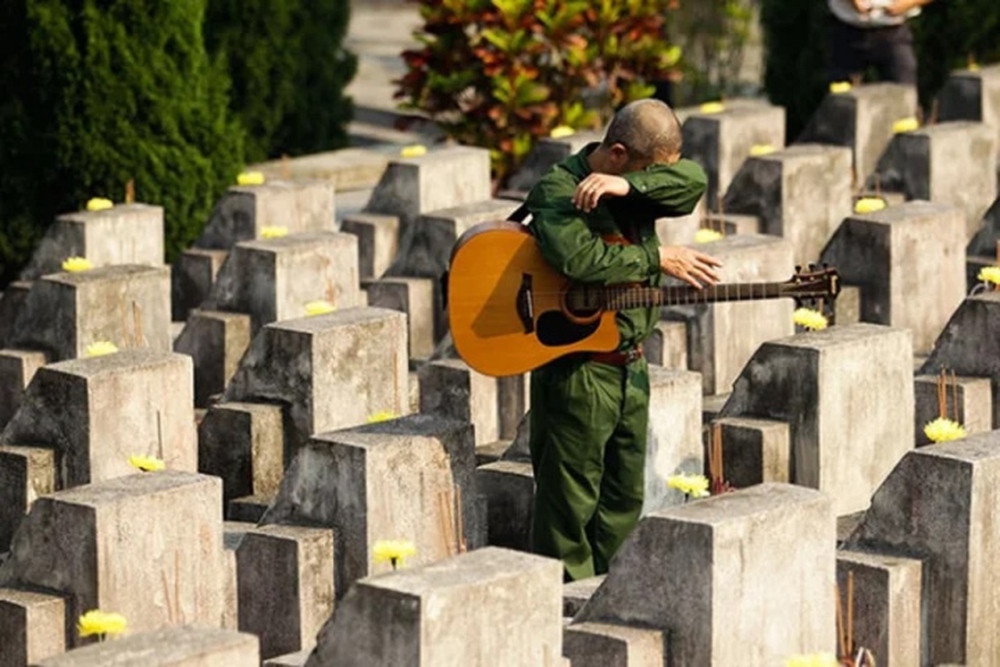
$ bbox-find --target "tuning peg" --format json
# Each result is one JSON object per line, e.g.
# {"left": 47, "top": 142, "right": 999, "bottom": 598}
{"left": 808, "top": 263, "right": 817, "bottom": 271}
{"left": 795, "top": 265, "right": 802, "bottom": 273}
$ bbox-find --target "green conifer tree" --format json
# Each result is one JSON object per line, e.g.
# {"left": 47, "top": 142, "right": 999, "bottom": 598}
{"left": 0, "top": 0, "right": 245, "bottom": 283}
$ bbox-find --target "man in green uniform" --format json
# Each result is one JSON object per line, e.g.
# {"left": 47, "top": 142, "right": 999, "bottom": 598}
{"left": 525, "top": 99, "right": 720, "bottom": 582}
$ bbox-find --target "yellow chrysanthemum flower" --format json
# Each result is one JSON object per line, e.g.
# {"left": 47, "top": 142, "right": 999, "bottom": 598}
{"left": 829, "top": 81, "right": 853, "bottom": 94}
{"left": 78, "top": 610, "right": 127, "bottom": 638}
{"left": 367, "top": 411, "right": 397, "bottom": 424}
{"left": 694, "top": 228, "right": 724, "bottom": 244}
{"left": 924, "top": 417, "right": 967, "bottom": 443}
{"left": 793, "top": 308, "right": 829, "bottom": 331}
{"left": 786, "top": 653, "right": 839, "bottom": 667}
{"left": 400, "top": 144, "right": 427, "bottom": 158}
{"left": 550, "top": 125, "right": 576, "bottom": 139}
{"left": 699, "top": 101, "right": 725, "bottom": 114}
{"left": 373, "top": 539, "right": 417, "bottom": 568}
{"left": 854, "top": 197, "right": 887, "bottom": 214}
{"left": 666, "top": 473, "right": 710, "bottom": 498}
{"left": 749, "top": 144, "right": 776, "bottom": 157}
{"left": 260, "top": 226, "right": 288, "bottom": 239}
{"left": 237, "top": 171, "right": 266, "bottom": 186}
{"left": 892, "top": 116, "right": 920, "bottom": 134}
{"left": 86, "top": 198, "right": 114, "bottom": 212}
{"left": 128, "top": 454, "right": 165, "bottom": 472}
{"left": 86, "top": 341, "right": 119, "bottom": 357}
{"left": 969, "top": 62, "right": 981, "bottom": 72}
{"left": 977, "top": 266, "right": 1000, "bottom": 286}
{"left": 62, "top": 256, "right": 93, "bottom": 273}
{"left": 304, "top": 300, "right": 336, "bottom": 316}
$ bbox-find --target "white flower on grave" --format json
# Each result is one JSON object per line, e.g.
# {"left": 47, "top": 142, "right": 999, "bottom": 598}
{"left": 128, "top": 454, "right": 165, "bottom": 472}
{"left": 829, "top": 81, "right": 852, "bottom": 94}
{"left": 78, "top": 609, "right": 127, "bottom": 638}
{"left": 85, "top": 197, "right": 114, "bottom": 212}
{"left": 304, "top": 300, "right": 336, "bottom": 316}
{"left": 977, "top": 266, "right": 1000, "bottom": 286}
{"left": 62, "top": 256, "right": 93, "bottom": 273}
{"left": 400, "top": 144, "right": 427, "bottom": 158}
{"left": 260, "top": 226, "right": 288, "bottom": 239}
{"left": 892, "top": 116, "right": 920, "bottom": 134}
{"left": 373, "top": 539, "right": 417, "bottom": 569}
{"left": 86, "top": 341, "right": 118, "bottom": 357}
{"left": 698, "top": 101, "right": 724, "bottom": 114}
{"left": 550, "top": 125, "right": 576, "bottom": 139}
{"left": 793, "top": 308, "right": 828, "bottom": 332}
{"left": 367, "top": 411, "right": 397, "bottom": 424}
{"left": 785, "top": 654, "right": 838, "bottom": 667}
{"left": 694, "top": 228, "right": 723, "bottom": 244}
{"left": 924, "top": 417, "right": 967, "bottom": 444}
{"left": 237, "top": 171, "right": 266, "bottom": 186}
{"left": 854, "top": 197, "right": 886, "bottom": 214}
{"left": 666, "top": 473, "right": 710, "bottom": 498}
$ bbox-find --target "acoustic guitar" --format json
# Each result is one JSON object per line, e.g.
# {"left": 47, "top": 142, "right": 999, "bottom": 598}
{"left": 446, "top": 221, "right": 841, "bottom": 378}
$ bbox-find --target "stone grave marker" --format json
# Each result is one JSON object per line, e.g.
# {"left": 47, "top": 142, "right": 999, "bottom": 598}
{"left": 172, "top": 309, "right": 251, "bottom": 408}
{"left": 939, "top": 64, "right": 1000, "bottom": 150}
{"left": 36, "top": 626, "right": 259, "bottom": 667}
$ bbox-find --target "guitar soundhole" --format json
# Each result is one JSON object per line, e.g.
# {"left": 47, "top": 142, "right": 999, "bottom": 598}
{"left": 536, "top": 311, "right": 600, "bottom": 347}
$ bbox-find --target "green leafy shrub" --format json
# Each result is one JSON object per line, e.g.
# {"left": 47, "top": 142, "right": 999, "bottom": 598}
{"left": 0, "top": 0, "right": 245, "bottom": 283}
{"left": 396, "top": 0, "right": 683, "bottom": 183}
{"left": 206, "top": 0, "right": 357, "bottom": 162}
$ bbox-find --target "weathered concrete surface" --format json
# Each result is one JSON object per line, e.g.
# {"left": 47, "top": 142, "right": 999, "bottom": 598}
{"left": 340, "top": 213, "right": 399, "bottom": 280}
{"left": 643, "top": 368, "right": 703, "bottom": 514}
{"left": 198, "top": 402, "right": 285, "bottom": 504}
{"left": 263, "top": 649, "right": 312, "bottom": 667}
{"left": 363, "top": 277, "right": 435, "bottom": 359}
{"left": 223, "top": 308, "right": 409, "bottom": 452}
{"left": 914, "top": 375, "right": 992, "bottom": 447}
{"left": 195, "top": 180, "right": 336, "bottom": 250}
{"left": 563, "top": 575, "right": 606, "bottom": 619}
{"left": 0, "top": 348, "right": 48, "bottom": 427}
{"left": 0, "top": 349, "right": 197, "bottom": 488}
{"left": 204, "top": 232, "right": 362, "bottom": 333}
{"left": 876, "top": 122, "right": 997, "bottom": 238}
{"left": 248, "top": 148, "right": 391, "bottom": 192}
{"left": 476, "top": 460, "right": 533, "bottom": 551}
{"left": 708, "top": 417, "right": 790, "bottom": 488}
{"left": 236, "top": 524, "right": 335, "bottom": 660}
{"left": 642, "top": 320, "right": 687, "bottom": 370}
{"left": 723, "top": 144, "right": 853, "bottom": 264}
{"left": 20, "top": 204, "right": 165, "bottom": 281}
{"left": 173, "top": 310, "right": 251, "bottom": 408}
{"left": 419, "top": 359, "right": 498, "bottom": 446}
{"left": 0, "top": 587, "right": 66, "bottom": 667}
{"left": 683, "top": 103, "right": 786, "bottom": 206}
{"left": 563, "top": 622, "right": 665, "bottom": 667}
{"left": 227, "top": 493, "right": 273, "bottom": 524}
{"left": 798, "top": 83, "right": 917, "bottom": 183}
{"left": 0, "top": 445, "right": 55, "bottom": 553}
{"left": 262, "top": 415, "right": 480, "bottom": 596}
{"left": 364, "top": 146, "right": 492, "bottom": 223}
{"left": 36, "top": 626, "right": 259, "bottom": 666}
{"left": 577, "top": 484, "right": 835, "bottom": 666}
{"left": 497, "top": 373, "right": 529, "bottom": 440}
{"left": 920, "top": 292, "right": 1000, "bottom": 428}
{"left": 719, "top": 324, "right": 914, "bottom": 515}
{"left": 506, "top": 131, "right": 603, "bottom": 194}
{"left": 836, "top": 550, "right": 922, "bottom": 667}
{"left": 385, "top": 198, "right": 521, "bottom": 340}
{"left": 846, "top": 433, "right": 1000, "bottom": 666}
{"left": 939, "top": 64, "right": 1000, "bottom": 152}
{"left": 171, "top": 248, "right": 228, "bottom": 321}
{"left": 664, "top": 233, "right": 795, "bottom": 395}
{"left": 0, "top": 472, "right": 231, "bottom": 648}
{"left": 820, "top": 201, "right": 967, "bottom": 354}
{"left": 968, "top": 196, "right": 1000, "bottom": 257}
{"left": 8, "top": 265, "right": 171, "bottom": 361}
{"left": 305, "top": 547, "right": 563, "bottom": 667}
{"left": 0, "top": 281, "right": 32, "bottom": 347}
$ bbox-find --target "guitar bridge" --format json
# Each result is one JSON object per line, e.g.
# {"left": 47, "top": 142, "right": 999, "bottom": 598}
{"left": 516, "top": 274, "right": 535, "bottom": 334}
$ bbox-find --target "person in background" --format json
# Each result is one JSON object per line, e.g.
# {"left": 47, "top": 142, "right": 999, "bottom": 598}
{"left": 827, "top": 0, "right": 935, "bottom": 86}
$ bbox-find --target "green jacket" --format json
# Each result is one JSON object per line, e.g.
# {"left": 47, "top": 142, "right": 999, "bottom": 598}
{"left": 525, "top": 143, "right": 707, "bottom": 350}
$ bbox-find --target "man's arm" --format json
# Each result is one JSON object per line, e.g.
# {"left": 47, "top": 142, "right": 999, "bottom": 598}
{"left": 620, "top": 159, "right": 708, "bottom": 217}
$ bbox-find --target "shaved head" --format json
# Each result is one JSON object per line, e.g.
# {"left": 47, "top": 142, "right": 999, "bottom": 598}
{"left": 601, "top": 99, "right": 683, "bottom": 162}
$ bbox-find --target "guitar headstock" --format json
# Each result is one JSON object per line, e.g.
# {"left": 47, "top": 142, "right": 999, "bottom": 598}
{"left": 782, "top": 264, "right": 841, "bottom": 303}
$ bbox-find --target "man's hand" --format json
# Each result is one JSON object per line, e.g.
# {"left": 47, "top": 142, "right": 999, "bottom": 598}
{"left": 572, "top": 174, "right": 630, "bottom": 213}
{"left": 853, "top": 0, "right": 873, "bottom": 13}
{"left": 659, "top": 246, "right": 723, "bottom": 289}
{"left": 885, "top": 0, "right": 929, "bottom": 16}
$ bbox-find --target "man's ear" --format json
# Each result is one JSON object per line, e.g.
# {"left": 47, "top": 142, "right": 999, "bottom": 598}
{"left": 607, "top": 143, "right": 630, "bottom": 168}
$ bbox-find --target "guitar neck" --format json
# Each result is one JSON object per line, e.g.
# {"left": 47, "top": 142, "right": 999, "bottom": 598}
{"left": 601, "top": 282, "right": 788, "bottom": 310}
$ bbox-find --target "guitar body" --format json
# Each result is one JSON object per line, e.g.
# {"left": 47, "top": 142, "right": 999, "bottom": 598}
{"left": 447, "top": 222, "right": 620, "bottom": 377}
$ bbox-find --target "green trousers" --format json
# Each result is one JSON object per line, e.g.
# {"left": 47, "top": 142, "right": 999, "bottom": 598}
{"left": 528, "top": 356, "right": 649, "bottom": 582}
